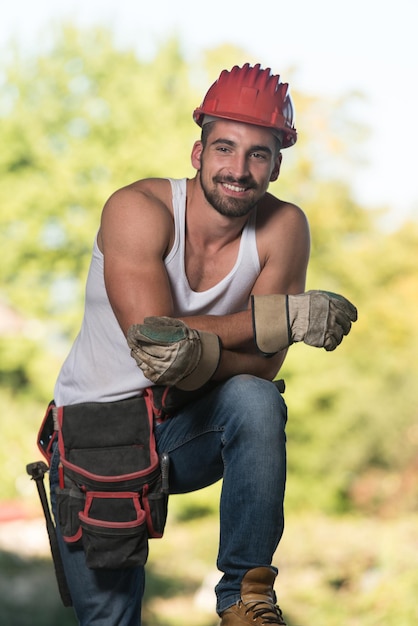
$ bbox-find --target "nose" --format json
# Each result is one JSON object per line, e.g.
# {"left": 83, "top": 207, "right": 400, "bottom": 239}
{"left": 228, "top": 152, "right": 250, "bottom": 180}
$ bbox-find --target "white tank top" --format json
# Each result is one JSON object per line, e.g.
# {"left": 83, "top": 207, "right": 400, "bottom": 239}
{"left": 54, "top": 178, "right": 260, "bottom": 405}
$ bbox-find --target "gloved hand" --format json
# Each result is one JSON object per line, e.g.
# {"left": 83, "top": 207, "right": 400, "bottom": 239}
{"left": 127, "top": 317, "right": 221, "bottom": 391}
{"left": 251, "top": 290, "right": 357, "bottom": 355}
{"left": 288, "top": 290, "right": 358, "bottom": 350}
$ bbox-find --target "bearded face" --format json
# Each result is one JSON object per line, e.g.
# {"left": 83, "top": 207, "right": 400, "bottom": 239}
{"left": 199, "top": 166, "right": 260, "bottom": 218}
{"left": 194, "top": 120, "right": 281, "bottom": 219}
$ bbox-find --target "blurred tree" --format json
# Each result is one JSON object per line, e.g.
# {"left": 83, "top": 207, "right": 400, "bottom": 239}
{"left": 274, "top": 100, "right": 418, "bottom": 511}
{"left": 0, "top": 27, "right": 197, "bottom": 344}
{"left": 0, "top": 24, "right": 417, "bottom": 512}
{"left": 282, "top": 218, "right": 418, "bottom": 514}
{"left": 0, "top": 26, "right": 200, "bottom": 497}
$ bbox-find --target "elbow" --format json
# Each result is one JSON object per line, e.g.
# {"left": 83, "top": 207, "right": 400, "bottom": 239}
{"left": 259, "top": 348, "right": 287, "bottom": 381}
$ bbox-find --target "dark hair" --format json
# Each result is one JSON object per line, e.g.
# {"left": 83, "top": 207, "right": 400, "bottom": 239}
{"left": 200, "top": 121, "right": 216, "bottom": 148}
{"left": 200, "top": 121, "right": 282, "bottom": 157}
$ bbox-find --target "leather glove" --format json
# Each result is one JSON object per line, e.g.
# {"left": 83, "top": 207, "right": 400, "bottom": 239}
{"left": 127, "top": 317, "right": 221, "bottom": 391}
{"left": 251, "top": 290, "right": 358, "bottom": 355}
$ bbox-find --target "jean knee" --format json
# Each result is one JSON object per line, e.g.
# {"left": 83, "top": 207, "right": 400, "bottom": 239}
{"left": 221, "top": 375, "right": 287, "bottom": 439}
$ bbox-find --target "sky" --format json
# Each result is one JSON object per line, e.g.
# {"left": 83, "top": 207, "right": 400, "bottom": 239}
{"left": 1, "top": 0, "right": 417, "bottom": 226}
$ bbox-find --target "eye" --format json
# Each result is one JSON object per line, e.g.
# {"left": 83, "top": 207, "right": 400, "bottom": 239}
{"left": 251, "top": 151, "right": 267, "bottom": 160}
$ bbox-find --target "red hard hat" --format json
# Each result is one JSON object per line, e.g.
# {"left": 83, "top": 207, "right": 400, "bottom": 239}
{"left": 193, "top": 63, "right": 297, "bottom": 148}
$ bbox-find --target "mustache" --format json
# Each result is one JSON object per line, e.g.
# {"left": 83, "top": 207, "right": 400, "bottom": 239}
{"left": 213, "top": 174, "right": 257, "bottom": 189}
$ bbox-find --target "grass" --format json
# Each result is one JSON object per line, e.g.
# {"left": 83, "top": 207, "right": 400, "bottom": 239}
{"left": 142, "top": 503, "right": 418, "bottom": 626}
{"left": 1, "top": 489, "right": 418, "bottom": 625}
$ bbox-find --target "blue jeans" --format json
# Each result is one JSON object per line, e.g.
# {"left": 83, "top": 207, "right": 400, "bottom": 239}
{"left": 50, "top": 374, "right": 287, "bottom": 624}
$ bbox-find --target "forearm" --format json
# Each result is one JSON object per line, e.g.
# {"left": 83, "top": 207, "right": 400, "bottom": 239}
{"left": 129, "top": 288, "right": 357, "bottom": 391}
{"left": 214, "top": 347, "right": 287, "bottom": 382}
{"left": 179, "top": 310, "right": 253, "bottom": 351}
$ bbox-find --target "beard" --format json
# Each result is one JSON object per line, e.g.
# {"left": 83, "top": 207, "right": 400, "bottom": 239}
{"left": 199, "top": 169, "right": 260, "bottom": 218}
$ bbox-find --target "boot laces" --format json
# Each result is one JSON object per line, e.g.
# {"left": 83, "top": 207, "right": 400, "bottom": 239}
{"left": 244, "top": 600, "right": 286, "bottom": 624}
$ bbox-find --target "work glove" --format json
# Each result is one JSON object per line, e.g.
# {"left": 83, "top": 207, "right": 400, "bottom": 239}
{"left": 127, "top": 317, "right": 221, "bottom": 391}
{"left": 251, "top": 290, "right": 358, "bottom": 355}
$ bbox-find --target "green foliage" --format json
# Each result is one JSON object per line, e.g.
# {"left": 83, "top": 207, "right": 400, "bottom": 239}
{"left": 1, "top": 23, "right": 418, "bottom": 626}
{"left": 0, "top": 26, "right": 197, "bottom": 342}
{"left": 0, "top": 23, "right": 417, "bottom": 518}
{"left": 281, "top": 214, "right": 418, "bottom": 513}
{"left": 0, "top": 390, "right": 47, "bottom": 500}
{"left": 275, "top": 513, "right": 418, "bottom": 626}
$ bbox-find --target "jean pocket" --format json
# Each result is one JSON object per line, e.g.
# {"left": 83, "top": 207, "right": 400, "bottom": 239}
{"left": 78, "top": 492, "right": 148, "bottom": 569}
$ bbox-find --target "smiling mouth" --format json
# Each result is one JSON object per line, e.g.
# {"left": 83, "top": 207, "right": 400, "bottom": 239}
{"left": 222, "top": 182, "right": 248, "bottom": 193}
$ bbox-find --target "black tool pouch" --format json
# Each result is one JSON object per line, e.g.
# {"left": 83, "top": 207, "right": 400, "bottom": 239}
{"left": 45, "top": 394, "right": 168, "bottom": 570}
{"left": 146, "top": 381, "right": 220, "bottom": 423}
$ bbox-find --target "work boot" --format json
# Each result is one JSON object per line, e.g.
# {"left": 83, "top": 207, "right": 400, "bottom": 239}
{"left": 220, "top": 567, "right": 287, "bottom": 625}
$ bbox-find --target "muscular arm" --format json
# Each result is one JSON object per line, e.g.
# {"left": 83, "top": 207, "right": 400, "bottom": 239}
{"left": 180, "top": 199, "right": 311, "bottom": 379}
{"left": 99, "top": 179, "right": 176, "bottom": 332}
{"left": 100, "top": 183, "right": 310, "bottom": 382}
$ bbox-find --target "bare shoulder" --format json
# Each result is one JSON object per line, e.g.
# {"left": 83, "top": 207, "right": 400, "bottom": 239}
{"left": 257, "top": 191, "right": 309, "bottom": 231}
{"left": 103, "top": 177, "right": 173, "bottom": 218}
{"left": 256, "top": 192, "right": 310, "bottom": 254}
{"left": 98, "top": 178, "right": 174, "bottom": 254}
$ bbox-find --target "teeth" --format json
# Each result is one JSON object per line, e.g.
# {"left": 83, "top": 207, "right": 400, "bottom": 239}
{"left": 223, "top": 183, "right": 246, "bottom": 192}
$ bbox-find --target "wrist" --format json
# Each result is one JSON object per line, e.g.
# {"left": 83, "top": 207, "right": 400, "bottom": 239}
{"left": 175, "top": 331, "right": 221, "bottom": 391}
{"left": 251, "top": 294, "right": 291, "bottom": 356}
{"left": 287, "top": 293, "right": 310, "bottom": 342}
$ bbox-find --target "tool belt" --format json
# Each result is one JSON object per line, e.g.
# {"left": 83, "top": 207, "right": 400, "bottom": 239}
{"left": 37, "top": 391, "right": 169, "bottom": 570}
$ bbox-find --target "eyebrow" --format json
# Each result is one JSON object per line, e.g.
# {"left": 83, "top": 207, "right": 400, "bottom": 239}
{"left": 210, "top": 137, "right": 273, "bottom": 156}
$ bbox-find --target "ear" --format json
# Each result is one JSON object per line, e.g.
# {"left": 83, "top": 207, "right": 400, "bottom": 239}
{"left": 191, "top": 141, "right": 203, "bottom": 171}
{"left": 269, "top": 153, "right": 282, "bottom": 182}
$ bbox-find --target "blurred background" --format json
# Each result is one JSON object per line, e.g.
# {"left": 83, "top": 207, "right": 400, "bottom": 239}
{"left": 0, "top": 1, "right": 417, "bottom": 624}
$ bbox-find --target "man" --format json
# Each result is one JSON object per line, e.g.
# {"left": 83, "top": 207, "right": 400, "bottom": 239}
{"left": 50, "top": 63, "right": 357, "bottom": 625}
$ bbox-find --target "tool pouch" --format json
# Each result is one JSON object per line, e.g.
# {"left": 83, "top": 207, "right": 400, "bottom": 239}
{"left": 146, "top": 381, "right": 219, "bottom": 423}
{"left": 37, "top": 400, "right": 57, "bottom": 464}
{"left": 38, "top": 393, "right": 168, "bottom": 570}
